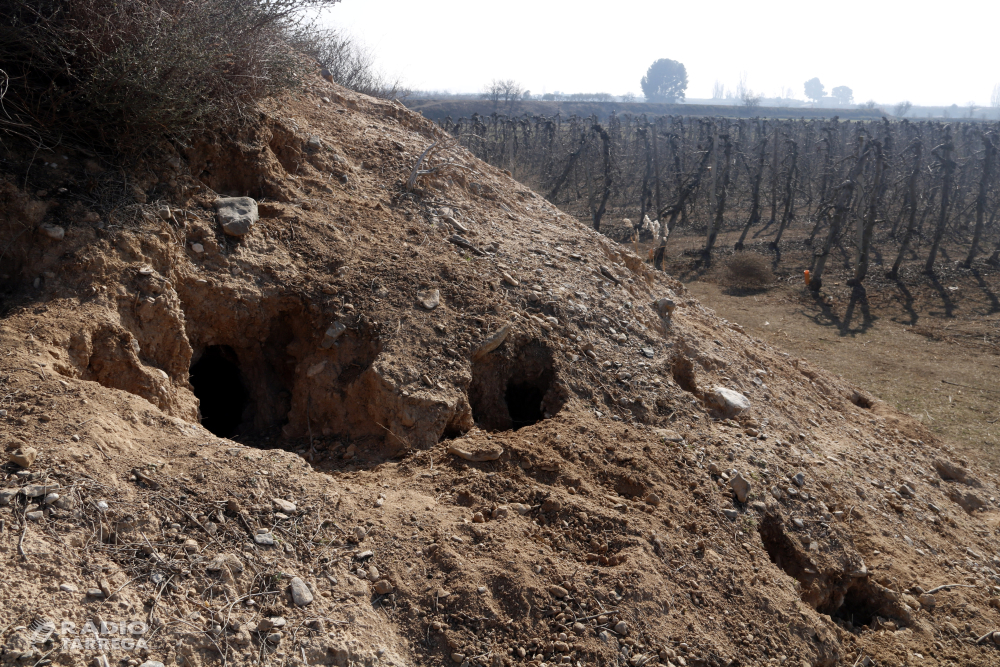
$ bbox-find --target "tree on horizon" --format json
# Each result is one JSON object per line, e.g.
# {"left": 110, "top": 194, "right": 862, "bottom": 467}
{"left": 641, "top": 59, "right": 688, "bottom": 104}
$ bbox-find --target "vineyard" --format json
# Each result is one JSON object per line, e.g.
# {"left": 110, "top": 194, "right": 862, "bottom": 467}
{"left": 440, "top": 113, "right": 999, "bottom": 289}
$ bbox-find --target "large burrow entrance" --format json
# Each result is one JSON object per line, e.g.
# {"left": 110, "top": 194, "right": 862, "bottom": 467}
{"left": 469, "top": 339, "right": 564, "bottom": 432}
{"left": 190, "top": 345, "right": 249, "bottom": 437}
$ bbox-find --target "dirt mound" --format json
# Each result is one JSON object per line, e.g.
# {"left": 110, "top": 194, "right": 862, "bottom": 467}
{"left": 2, "top": 82, "right": 1000, "bottom": 667}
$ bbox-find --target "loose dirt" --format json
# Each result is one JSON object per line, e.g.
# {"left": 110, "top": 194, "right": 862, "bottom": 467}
{"left": 2, "top": 82, "right": 1000, "bottom": 667}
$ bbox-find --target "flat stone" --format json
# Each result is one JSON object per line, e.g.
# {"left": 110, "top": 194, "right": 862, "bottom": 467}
{"left": 139, "top": 662, "right": 166, "bottom": 667}
{"left": 214, "top": 197, "right": 259, "bottom": 237}
{"left": 614, "top": 621, "right": 629, "bottom": 636}
{"left": 722, "top": 509, "right": 738, "bottom": 520}
{"left": 706, "top": 386, "right": 751, "bottom": 418}
{"left": 793, "top": 472, "right": 806, "bottom": 487}
{"left": 59, "top": 583, "right": 78, "bottom": 592}
{"left": 254, "top": 533, "right": 275, "bottom": 546}
{"left": 289, "top": 577, "right": 314, "bottom": 606}
{"left": 641, "top": 347, "right": 655, "bottom": 358}
{"left": 655, "top": 429, "right": 685, "bottom": 443}
{"left": 272, "top": 498, "right": 297, "bottom": 513}
{"left": 21, "top": 483, "right": 59, "bottom": 498}
{"left": 730, "top": 473, "right": 751, "bottom": 503}
{"left": 0, "top": 489, "right": 17, "bottom": 506}
{"left": 25, "top": 510, "right": 44, "bottom": 521}
{"left": 374, "top": 580, "right": 393, "bottom": 595}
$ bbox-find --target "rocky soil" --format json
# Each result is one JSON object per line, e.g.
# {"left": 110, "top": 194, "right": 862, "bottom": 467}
{"left": 2, "top": 81, "right": 1000, "bottom": 667}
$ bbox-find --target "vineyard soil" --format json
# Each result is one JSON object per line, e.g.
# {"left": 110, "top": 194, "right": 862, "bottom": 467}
{"left": 657, "top": 227, "right": 1000, "bottom": 469}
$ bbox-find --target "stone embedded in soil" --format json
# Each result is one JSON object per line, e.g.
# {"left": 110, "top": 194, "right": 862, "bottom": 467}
{"left": 374, "top": 580, "right": 393, "bottom": 595}
{"left": 420, "top": 289, "right": 441, "bottom": 310}
{"left": 548, "top": 585, "right": 569, "bottom": 598}
{"left": 730, "top": 473, "right": 751, "bottom": 503}
{"left": 214, "top": 197, "right": 259, "bottom": 237}
{"left": 614, "top": 621, "right": 629, "bottom": 636}
{"left": 139, "top": 662, "right": 166, "bottom": 667}
{"left": 793, "top": 472, "right": 806, "bottom": 487}
{"left": 272, "top": 498, "right": 297, "bottom": 513}
{"left": 706, "top": 386, "right": 751, "bottom": 418}
{"left": 39, "top": 222, "right": 65, "bottom": 240}
{"left": 722, "top": 509, "right": 738, "bottom": 520}
{"left": 289, "top": 577, "right": 314, "bottom": 606}
{"left": 9, "top": 447, "right": 37, "bottom": 468}
{"left": 254, "top": 533, "right": 275, "bottom": 546}
{"left": 320, "top": 322, "right": 347, "bottom": 349}
{"left": 0, "top": 489, "right": 17, "bottom": 506}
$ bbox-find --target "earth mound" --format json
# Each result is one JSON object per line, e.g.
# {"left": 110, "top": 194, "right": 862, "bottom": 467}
{"left": 1, "top": 82, "right": 1000, "bottom": 667}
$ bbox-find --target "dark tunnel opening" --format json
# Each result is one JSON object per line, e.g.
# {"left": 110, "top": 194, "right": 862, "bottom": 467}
{"left": 504, "top": 380, "right": 546, "bottom": 430}
{"left": 190, "top": 345, "right": 249, "bottom": 438}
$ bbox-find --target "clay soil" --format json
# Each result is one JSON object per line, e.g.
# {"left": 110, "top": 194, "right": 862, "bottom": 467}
{"left": 1, "top": 82, "right": 1000, "bottom": 667}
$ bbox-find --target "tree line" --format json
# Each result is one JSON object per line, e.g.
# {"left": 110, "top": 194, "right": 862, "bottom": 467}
{"left": 439, "top": 112, "right": 1000, "bottom": 290}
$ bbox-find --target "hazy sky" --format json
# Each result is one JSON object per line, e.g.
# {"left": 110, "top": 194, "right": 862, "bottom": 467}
{"left": 322, "top": 0, "right": 997, "bottom": 107}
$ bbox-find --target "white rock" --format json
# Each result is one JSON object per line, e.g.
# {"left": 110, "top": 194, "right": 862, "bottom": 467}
{"left": 706, "top": 386, "right": 751, "bottom": 418}
{"left": 191, "top": 243, "right": 205, "bottom": 254}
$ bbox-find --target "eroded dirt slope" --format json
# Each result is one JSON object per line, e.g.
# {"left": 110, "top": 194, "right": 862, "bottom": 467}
{"left": 2, "top": 82, "right": 1000, "bottom": 667}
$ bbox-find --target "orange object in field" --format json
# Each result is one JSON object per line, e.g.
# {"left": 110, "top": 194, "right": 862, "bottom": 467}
{"left": 804, "top": 270, "right": 811, "bottom": 285}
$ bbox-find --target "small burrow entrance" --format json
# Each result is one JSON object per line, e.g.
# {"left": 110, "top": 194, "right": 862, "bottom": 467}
{"left": 821, "top": 580, "right": 887, "bottom": 629}
{"left": 190, "top": 345, "right": 249, "bottom": 437}
{"left": 849, "top": 390, "right": 874, "bottom": 409}
{"left": 759, "top": 514, "right": 899, "bottom": 629}
{"left": 671, "top": 355, "right": 698, "bottom": 393}
{"left": 470, "top": 340, "right": 563, "bottom": 432}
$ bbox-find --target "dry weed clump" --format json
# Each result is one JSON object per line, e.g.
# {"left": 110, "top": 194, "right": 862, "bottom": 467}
{"left": 0, "top": 0, "right": 341, "bottom": 152}
{"left": 722, "top": 251, "right": 774, "bottom": 289}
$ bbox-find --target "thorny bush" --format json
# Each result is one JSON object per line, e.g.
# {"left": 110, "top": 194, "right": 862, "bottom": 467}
{"left": 0, "top": 0, "right": 342, "bottom": 153}
{"left": 722, "top": 251, "right": 774, "bottom": 289}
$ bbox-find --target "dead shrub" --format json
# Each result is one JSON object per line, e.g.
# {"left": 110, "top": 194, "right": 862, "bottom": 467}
{"left": 287, "top": 28, "right": 408, "bottom": 100}
{"left": 0, "top": 0, "right": 341, "bottom": 153}
{"left": 722, "top": 251, "right": 774, "bottom": 289}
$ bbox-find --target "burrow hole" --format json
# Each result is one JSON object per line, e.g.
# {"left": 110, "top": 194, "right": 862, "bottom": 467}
{"left": 850, "top": 391, "right": 873, "bottom": 409}
{"left": 671, "top": 355, "right": 698, "bottom": 393}
{"left": 759, "top": 513, "right": 896, "bottom": 629}
{"left": 190, "top": 345, "right": 248, "bottom": 438}
{"left": 469, "top": 341, "right": 563, "bottom": 432}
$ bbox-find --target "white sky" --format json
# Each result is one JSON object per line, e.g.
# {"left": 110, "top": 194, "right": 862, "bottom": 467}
{"left": 321, "top": 0, "right": 997, "bottom": 107}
